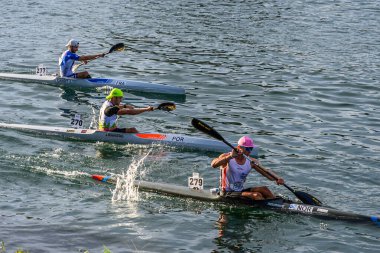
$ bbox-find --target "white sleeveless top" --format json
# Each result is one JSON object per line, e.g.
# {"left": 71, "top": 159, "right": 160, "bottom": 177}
{"left": 98, "top": 100, "right": 119, "bottom": 131}
{"left": 222, "top": 158, "right": 252, "bottom": 192}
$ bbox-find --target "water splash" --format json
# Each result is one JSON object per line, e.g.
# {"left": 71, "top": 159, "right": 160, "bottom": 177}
{"left": 111, "top": 150, "right": 151, "bottom": 202}
{"left": 89, "top": 105, "right": 98, "bottom": 129}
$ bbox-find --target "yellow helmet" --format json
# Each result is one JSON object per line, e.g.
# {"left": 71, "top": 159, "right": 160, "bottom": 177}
{"left": 106, "top": 88, "right": 124, "bottom": 100}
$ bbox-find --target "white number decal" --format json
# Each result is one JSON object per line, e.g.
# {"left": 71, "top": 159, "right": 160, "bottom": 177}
{"left": 70, "top": 114, "right": 83, "bottom": 129}
{"left": 188, "top": 172, "right": 204, "bottom": 190}
{"left": 36, "top": 64, "right": 47, "bottom": 76}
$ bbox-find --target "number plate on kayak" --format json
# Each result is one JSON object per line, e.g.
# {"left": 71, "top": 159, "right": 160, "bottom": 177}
{"left": 36, "top": 64, "right": 47, "bottom": 76}
{"left": 188, "top": 172, "right": 203, "bottom": 190}
{"left": 70, "top": 114, "right": 83, "bottom": 129}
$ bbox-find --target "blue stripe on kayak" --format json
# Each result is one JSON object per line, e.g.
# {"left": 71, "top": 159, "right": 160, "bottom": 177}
{"left": 88, "top": 78, "right": 112, "bottom": 83}
{"left": 371, "top": 216, "right": 380, "bottom": 226}
{"left": 102, "top": 176, "right": 111, "bottom": 182}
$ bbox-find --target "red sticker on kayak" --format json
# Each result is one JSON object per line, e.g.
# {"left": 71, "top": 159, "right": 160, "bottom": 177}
{"left": 136, "top": 133, "right": 166, "bottom": 140}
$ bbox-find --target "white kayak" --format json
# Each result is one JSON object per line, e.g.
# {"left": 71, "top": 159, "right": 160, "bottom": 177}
{"left": 92, "top": 175, "right": 380, "bottom": 226}
{"left": 0, "top": 122, "right": 259, "bottom": 155}
{"left": 0, "top": 73, "right": 185, "bottom": 95}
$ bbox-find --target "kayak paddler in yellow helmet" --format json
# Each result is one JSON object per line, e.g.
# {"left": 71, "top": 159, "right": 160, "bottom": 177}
{"left": 98, "top": 88, "right": 154, "bottom": 133}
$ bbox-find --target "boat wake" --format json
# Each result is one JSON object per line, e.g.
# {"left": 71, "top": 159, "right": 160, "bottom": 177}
{"left": 31, "top": 165, "right": 90, "bottom": 178}
{"left": 25, "top": 147, "right": 153, "bottom": 205}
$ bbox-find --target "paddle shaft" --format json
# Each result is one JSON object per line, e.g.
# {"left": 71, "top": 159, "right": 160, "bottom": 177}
{"left": 72, "top": 51, "right": 111, "bottom": 71}
{"left": 73, "top": 43, "right": 125, "bottom": 72}
{"left": 123, "top": 102, "right": 175, "bottom": 111}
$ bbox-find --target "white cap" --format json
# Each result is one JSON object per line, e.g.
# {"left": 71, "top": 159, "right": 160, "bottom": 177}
{"left": 65, "top": 39, "right": 79, "bottom": 47}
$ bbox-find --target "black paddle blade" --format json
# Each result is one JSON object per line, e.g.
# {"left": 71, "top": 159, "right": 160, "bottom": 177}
{"left": 109, "top": 43, "right": 125, "bottom": 53}
{"left": 294, "top": 191, "right": 323, "bottom": 206}
{"left": 157, "top": 102, "right": 176, "bottom": 112}
{"left": 191, "top": 118, "right": 225, "bottom": 142}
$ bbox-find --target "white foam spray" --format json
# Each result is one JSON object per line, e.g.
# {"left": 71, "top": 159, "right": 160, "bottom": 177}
{"left": 31, "top": 165, "right": 90, "bottom": 178}
{"left": 111, "top": 150, "right": 151, "bottom": 202}
{"left": 89, "top": 105, "right": 98, "bottom": 129}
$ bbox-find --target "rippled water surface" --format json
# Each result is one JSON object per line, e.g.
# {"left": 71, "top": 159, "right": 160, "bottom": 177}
{"left": 0, "top": 0, "right": 379, "bottom": 252}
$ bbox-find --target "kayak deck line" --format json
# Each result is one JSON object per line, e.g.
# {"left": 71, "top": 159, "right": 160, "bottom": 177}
{"left": 92, "top": 174, "right": 380, "bottom": 226}
{"left": 0, "top": 72, "right": 185, "bottom": 95}
{"left": 0, "top": 122, "right": 259, "bottom": 155}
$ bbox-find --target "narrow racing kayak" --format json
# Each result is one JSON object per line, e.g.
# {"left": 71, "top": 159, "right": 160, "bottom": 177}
{"left": 0, "top": 72, "right": 185, "bottom": 95}
{"left": 0, "top": 122, "right": 259, "bottom": 154}
{"left": 92, "top": 174, "right": 380, "bottom": 226}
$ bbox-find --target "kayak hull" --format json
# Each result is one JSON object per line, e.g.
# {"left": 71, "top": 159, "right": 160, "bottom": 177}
{"left": 0, "top": 73, "right": 185, "bottom": 95}
{"left": 0, "top": 122, "right": 259, "bottom": 155}
{"left": 93, "top": 175, "right": 380, "bottom": 226}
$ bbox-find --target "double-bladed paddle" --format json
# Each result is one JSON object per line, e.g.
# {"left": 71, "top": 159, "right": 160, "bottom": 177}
{"left": 72, "top": 43, "right": 125, "bottom": 72}
{"left": 191, "top": 117, "right": 323, "bottom": 206}
{"left": 125, "top": 102, "right": 176, "bottom": 112}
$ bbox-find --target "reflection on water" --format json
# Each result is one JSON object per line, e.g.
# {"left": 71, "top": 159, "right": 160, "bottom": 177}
{"left": 129, "top": 90, "right": 186, "bottom": 103}
{"left": 214, "top": 206, "right": 294, "bottom": 252}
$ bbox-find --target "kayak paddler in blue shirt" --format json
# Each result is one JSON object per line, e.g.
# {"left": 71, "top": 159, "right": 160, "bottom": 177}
{"left": 211, "top": 136, "right": 285, "bottom": 200}
{"left": 59, "top": 39, "right": 105, "bottom": 79}
{"left": 98, "top": 88, "right": 154, "bottom": 133}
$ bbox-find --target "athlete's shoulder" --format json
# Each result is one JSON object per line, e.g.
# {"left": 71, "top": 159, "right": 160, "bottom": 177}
{"left": 63, "top": 50, "right": 79, "bottom": 60}
{"left": 219, "top": 152, "right": 231, "bottom": 159}
{"left": 101, "top": 100, "right": 113, "bottom": 106}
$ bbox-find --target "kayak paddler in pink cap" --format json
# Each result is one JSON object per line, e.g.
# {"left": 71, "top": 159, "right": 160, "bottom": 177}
{"left": 211, "top": 136, "right": 285, "bottom": 200}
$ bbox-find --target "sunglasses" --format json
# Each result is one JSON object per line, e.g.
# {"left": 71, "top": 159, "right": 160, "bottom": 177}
{"left": 242, "top": 146, "right": 253, "bottom": 152}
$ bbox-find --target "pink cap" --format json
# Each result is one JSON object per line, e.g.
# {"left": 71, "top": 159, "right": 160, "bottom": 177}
{"left": 238, "top": 136, "right": 255, "bottom": 148}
